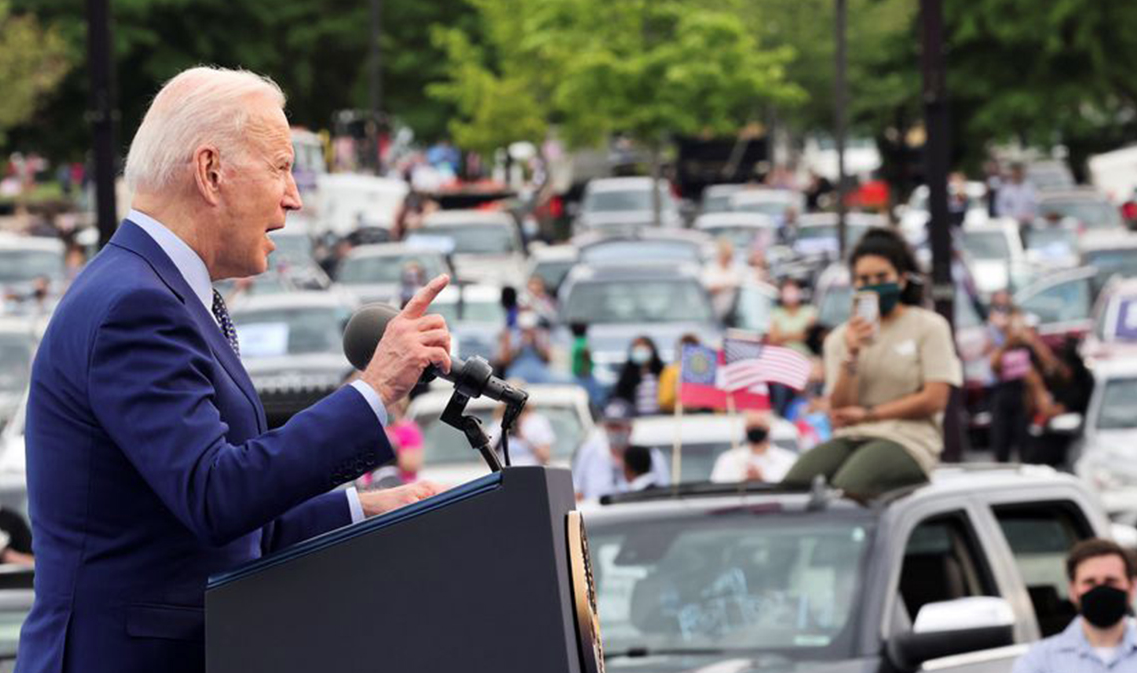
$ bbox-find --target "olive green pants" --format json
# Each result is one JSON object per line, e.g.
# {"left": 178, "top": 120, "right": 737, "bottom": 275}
{"left": 782, "top": 436, "right": 928, "bottom": 497}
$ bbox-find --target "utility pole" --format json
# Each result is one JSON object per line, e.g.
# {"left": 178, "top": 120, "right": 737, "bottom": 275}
{"left": 834, "top": 0, "right": 848, "bottom": 257}
{"left": 368, "top": 0, "right": 383, "bottom": 174}
{"left": 87, "top": 0, "right": 117, "bottom": 247}
{"left": 920, "top": 0, "right": 963, "bottom": 461}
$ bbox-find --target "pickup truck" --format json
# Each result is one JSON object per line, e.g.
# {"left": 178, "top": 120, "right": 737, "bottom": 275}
{"left": 582, "top": 464, "right": 1125, "bottom": 673}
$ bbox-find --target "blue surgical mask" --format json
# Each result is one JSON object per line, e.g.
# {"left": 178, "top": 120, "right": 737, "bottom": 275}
{"left": 630, "top": 347, "right": 652, "bottom": 365}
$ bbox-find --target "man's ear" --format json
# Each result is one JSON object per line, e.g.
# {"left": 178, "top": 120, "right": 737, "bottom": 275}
{"left": 192, "top": 145, "right": 223, "bottom": 206}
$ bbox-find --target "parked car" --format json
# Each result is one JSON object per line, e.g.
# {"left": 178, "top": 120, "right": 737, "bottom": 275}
{"left": 960, "top": 219, "right": 1029, "bottom": 298}
{"left": 584, "top": 464, "right": 1118, "bottom": 673}
{"left": 557, "top": 262, "right": 720, "bottom": 389}
{"left": 416, "top": 210, "right": 526, "bottom": 288}
{"left": 408, "top": 384, "right": 595, "bottom": 486}
{"left": 0, "top": 319, "right": 37, "bottom": 433}
{"left": 630, "top": 413, "right": 801, "bottom": 483}
{"left": 1026, "top": 160, "right": 1075, "bottom": 192}
{"left": 312, "top": 173, "right": 409, "bottom": 239}
{"left": 792, "top": 213, "right": 882, "bottom": 260}
{"left": 526, "top": 243, "right": 578, "bottom": 297}
{"left": 1023, "top": 222, "right": 1080, "bottom": 270}
{"left": 428, "top": 283, "right": 506, "bottom": 365}
{"left": 1073, "top": 359, "right": 1137, "bottom": 516}
{"left": 1014, "top": 266, "right": 1098, "bottom": 350}
{"left": 1080, "top": 232, "right": 1137, "bottom": 290}
{"left": 228, "top": 291, "right": 358, "bottom": 428}
{"left": 899, "top": 181, "right": 989, "bottom": 242}
{"left": 575, "top": 176, "right": 682, "bottom": 234}
{"left": 0, "top": 234, "right": 65, "bottom": 312}
{"left": 693, "top": 212, "right": 779, "bottom": 256}
{"left": 334, "top": 243, "right": 452, "bottom": 305}
{"left": 1039, "top": 188, "right": 1126, "bottom": 233}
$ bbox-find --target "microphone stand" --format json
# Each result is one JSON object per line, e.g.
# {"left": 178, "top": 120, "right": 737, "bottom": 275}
{"left": 434, "top": 355, "right": 530, "bottom": 473}
{"left": 440, "top": 391, "right": 503, "bottom": 472}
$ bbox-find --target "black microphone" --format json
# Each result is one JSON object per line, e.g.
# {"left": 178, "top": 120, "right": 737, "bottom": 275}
{"left": 343, "top": 303, "right": 529, "bottom": 406}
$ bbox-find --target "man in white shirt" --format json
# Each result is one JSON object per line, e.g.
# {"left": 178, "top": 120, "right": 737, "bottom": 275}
{"left": 710, "top": 411, "right": 797, "bottom": 483}
{"left": 996, "top": 163, "right": 1038, "bottom": 227}
{"left": 573, "top": 399, "right": 669, "bottom": 500}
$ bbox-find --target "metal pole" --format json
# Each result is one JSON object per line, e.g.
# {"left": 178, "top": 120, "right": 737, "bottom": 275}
{"left": 834, "top": 0, "right": 848, "bottom": 257}
{"left": 87, "top": 0, "right": 117, "bottom": 248}
{"left": 368, "top": 0, "right": 383, "bottom": 174}
{"left": 920, "top": 0, "right": 963, "bottom": 461}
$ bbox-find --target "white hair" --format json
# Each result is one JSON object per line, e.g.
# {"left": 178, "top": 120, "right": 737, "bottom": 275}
{"left": 124, "top": 66, "right": 286, "bottom": 193}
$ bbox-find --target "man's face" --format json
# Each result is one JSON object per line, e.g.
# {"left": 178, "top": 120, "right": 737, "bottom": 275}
{"left": 604, "top": 421, "right": 632, "bottom": 456}
{"left": 211, "top": 98, "right": 302, "bottom": 280}
{"left": 1070, "top": 554, "right": 1135, "bottom": 610}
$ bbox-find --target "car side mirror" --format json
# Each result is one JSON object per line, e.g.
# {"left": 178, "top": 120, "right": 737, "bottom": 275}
{"left": 887, "top": 597, "right": 1015, "bottom": 671}
{"left": 1047, "top": 412, "right": 1084, "bottom": 435}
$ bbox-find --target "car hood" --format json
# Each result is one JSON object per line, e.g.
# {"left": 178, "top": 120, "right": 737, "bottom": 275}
{"left": 242, "top": 353, "right": 353, "bottom": 390}
{"left": 605, "top": 653, "right": 876, "bottom": 673}
{"left": 450, "top": 254, "right": 525, "bottom": 286}
{"left": 341, "top": 283, "right": 400, "bottom": 306}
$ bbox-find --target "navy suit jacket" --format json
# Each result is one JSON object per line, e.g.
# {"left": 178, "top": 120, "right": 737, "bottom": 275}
{"left": 16, "top": 221, "right": 392, "bottom": 673}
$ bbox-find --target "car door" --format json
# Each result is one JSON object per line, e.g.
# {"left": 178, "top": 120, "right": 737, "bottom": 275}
{"left": 882, "top": 505, "right": 1026, "bottom": 672}
{"left": 1014, "top": 269, "right": 1096, "bottom": 348}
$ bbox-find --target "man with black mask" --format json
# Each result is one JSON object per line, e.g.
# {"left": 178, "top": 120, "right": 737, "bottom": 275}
{"left": 710, "top": 411, "right": 797, "bottom": 483}
{"left": 1013, "top": 538, "right": 1137, "bottom": 673}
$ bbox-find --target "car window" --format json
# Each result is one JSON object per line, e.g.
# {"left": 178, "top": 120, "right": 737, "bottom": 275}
{"left": 1096, "top": 377, "right": 1137, "bottom": 431}
{"left": 589, "top": 512, "right": 874, "bottom": 659}
{"left": 563, "top": 279, "right": 713, "bottom": 324}
{"left": 1041, "top": 201, "right": 1123, "bottom": 230}
{"left": 580, "top": 241, "right": 701, "bottom": 265}
{"left": 585, "top": 189, "right": 668, "bottom": 213}
{"left": 337, "top": 253, "right": 445, "bottom": 285}
{"left": 992, "top": 502, "right": 1093, "bottom": 636}
{"left": 1084, "top": 248, "right": 1137, "bottom": 281}
{"left": 897, "top": 513, "right": 997, "bottom": 626}
{"left": 231, "top": 307, "right": 350, "bottom": 357}
{"left": 1018, "top": 278, "right": 1092, "bottom": 325}
{"left": 0, "top": 250, "right": 63, "bottom": 284}
{"left": 423, "top": 224, "right": 518, "bottom": 254}
{"left": 415, "top": 406, "right": 583, "bottom": 464}
{"left": 963, "top": 230, "right": 1011, "bottom": 260}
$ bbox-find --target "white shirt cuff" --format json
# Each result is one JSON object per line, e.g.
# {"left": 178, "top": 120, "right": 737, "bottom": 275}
{"left": 345, "top": 487, "right": 366, "bottom": 523}
{"left": 349, "top": 379, "right": 389, "bottom": 427}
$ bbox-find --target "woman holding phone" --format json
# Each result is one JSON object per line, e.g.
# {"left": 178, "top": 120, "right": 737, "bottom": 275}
{"left": 782, "top": 228, "right": 962, "bottom": 496}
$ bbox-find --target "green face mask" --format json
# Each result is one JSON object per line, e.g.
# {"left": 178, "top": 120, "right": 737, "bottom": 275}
{"left": 863, "top": 281, "right": 902, "bottom": 316}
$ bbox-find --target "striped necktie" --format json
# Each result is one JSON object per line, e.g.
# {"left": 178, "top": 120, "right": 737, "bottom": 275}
{"left": 211, "top": 289, "right": 240, "bottom": 356}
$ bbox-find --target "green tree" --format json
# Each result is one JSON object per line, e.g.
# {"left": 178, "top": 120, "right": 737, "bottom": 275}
{"left": 0, "top": 0, "right": 71, "bottom": 146}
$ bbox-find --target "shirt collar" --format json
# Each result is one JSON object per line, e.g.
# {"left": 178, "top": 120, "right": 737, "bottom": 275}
{"left": 1056, "top": 616, "right": 1137, "bottom": 656}
{"left": 128, "top": 209, "right": 213, "bottom": 313}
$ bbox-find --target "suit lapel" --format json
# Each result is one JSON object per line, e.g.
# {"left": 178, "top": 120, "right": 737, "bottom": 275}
{"left": 109, "top": 221, "right": 266, "bottom": 432}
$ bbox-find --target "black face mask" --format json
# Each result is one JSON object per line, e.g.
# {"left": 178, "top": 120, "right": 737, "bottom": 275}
{"left": 746, "top": 428, "right": 769, "bottom": 444}
{"left": 1079, "top": 584, "right": 1130, "bottom": 629}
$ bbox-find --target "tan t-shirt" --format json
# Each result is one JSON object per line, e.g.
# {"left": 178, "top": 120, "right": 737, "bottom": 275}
{"left": 823, "top": 306, "right": 962, "bottom": 472}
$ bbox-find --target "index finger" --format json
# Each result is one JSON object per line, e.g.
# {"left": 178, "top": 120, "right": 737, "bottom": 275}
{"left": 401, "top": 274, "right": 450, "bottom": 318}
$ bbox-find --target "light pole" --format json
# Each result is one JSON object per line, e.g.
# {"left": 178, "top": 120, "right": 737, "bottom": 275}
{"left": 368, "top": 0, "right": 383, "bottom": 174}
{"left": 834, "top": 0, "right": 848, "bottom": 257}
{"left": 87, "top": 0, "right": 117, "bottom": 247}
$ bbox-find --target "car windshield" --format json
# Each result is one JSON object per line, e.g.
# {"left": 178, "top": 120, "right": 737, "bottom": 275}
{"left": 589, "top": 510, "right": 873, "bottom": 659}
{"left": 580, "top": 241, "right": 701, "bottom": 265}
{"left": 0, "top": 335, "right": 32, "bottom": 395}
{"left": 338, "top": 253, "right": 445, "bottom": 285}
{"left": 1041, "top": 201, "right": 1122, "bottom": 229}
{"left": 1026, "top": 228, "right": 1076, "bottom": 254}
{"left": 586, "top": 189, "right": 655, "bottom": 213}
{"left": 963, "top": 230, "right": 1010, "bottom": 260}
{"left": 1097, "top": 377, "right": 1137, "bottom": 430}
{"left": 795, "top": 225, "right": 870, "bottom": 252}
{"left": 269, "top": 233, "right": 314, "bottom": 264}
{"left": 425, "top": 225, "right": 517, "bottom": 254}
{"left": 564, "top": 279, "right": 713, "bottom": 324}
{"left": 0, "top": 250, "right": 62, "bottom": 284}
{"left": 1085, "top": 249, "right": 1137, "bottom": 278}
{"left": 231, "top": 306, "right": 349, "bottom": 357}
{"left": 701, "top": 194, "right": 736, "bottom": 214}
{"left": 701, "top": 227, "right": 773, "bottom": 252}
{"left": 429, "top": 300, "right": 504, "bottom": 325}
{"left": 733, "top": 199, "right": 789, "bottom": 218}
{"left": 415, "top": 405, "right": 584, "bottom": 463}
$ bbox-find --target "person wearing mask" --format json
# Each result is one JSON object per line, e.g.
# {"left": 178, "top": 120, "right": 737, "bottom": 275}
{"left": 703, "top": 237, "right": 744, "bottom": 320}
{"left": 612, "top": 336, "right": 665, "bottom": 417}
{"left": 498, "top": 310, "right": 553, "bottom": 383}
{"left": 490, "top": 402, "right": 556, "bottom": 467}
{"left": 987, "top": 302, "right": 1051, "bottom": 462}
{"left": 658, "top": 334, "right": 700, "bottom": 414}
{"left": 710, "top": 412, "right": 797, "bottom": 483}
{"left": 573, "top": 400, "right": 669, "bottom": 500}
{"left": 1012, "top": 538, "right": 1137, "bottom": 673}
{"left": 782, "top": 228, "right": 962, "bottom": 496}
{"left": 622, "top": 445, "right": 659, "bottom": 491}
{"left": 769, "top": 277, "right": 819, "bottom": 416}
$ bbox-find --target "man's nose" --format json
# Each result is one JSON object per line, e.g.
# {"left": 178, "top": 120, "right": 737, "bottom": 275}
{"left": 283, "top": 171, "right": 303, "bottom": 211}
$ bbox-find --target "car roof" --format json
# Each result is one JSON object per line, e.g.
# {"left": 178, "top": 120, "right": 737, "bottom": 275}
{"left": 702, "top": 183, "right": 746, "bottom": 198}
{"left": 407, "top": 383, "right": 592, "bottom": 415}
{"left": 962, "top": 217, "right": 1018, "bottom": 233}
{"left": 433, "top": 283, "right": 502, "bottom": 303}
{"left": 730, "top": 188, "right": 801, "bottom": 204}
{"left": 423, "top": 210, "right": 515, "bottom": 227}
{"left": 1080, "top": 232, "right": 1137, "bottom": 252}
{"left": 585, "top": 176, "right": 659, "bottom": 192}
{"left": 631, "top": 412, "right": 798, "bottom": 442}
{"left": 228, "top": 290, "right": 358, "bottom": 313}
{"left": 0, "top": 235, "right": 64, "bottom": 253}
{"left": 572, "top": 228, "right": 712, "bottom": 248}
{"left": 799, "top": 212, "right": 888, "bottom": 228}
{"left": 563, "top": 261, "right": 704, "bottom": 284}
{"left": 693, "top": 212, "right": 777, "bottom": 229}
{"left": 344, "top": 243, "right": 447, "bottom": 260}
{"left": 528, "top": 244, "right": 578, "bottom": 262}
{"left": 1039, "top": 188, "right": 1109, "bottom": 202}
{"left": 1090, "top": 357, "right": 1137, "bottom": 379}
{"left": 0, "top": 317, "right": 41, "bottom": 337}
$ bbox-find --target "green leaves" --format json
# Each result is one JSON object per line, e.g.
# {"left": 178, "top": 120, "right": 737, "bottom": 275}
{"left": 0, "top": 0, "right": 72, "bottom": 145}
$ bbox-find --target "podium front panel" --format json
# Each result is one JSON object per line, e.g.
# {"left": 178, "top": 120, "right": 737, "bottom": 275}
{"left": 206, "top": 466, "right": 594, "bottom": 673}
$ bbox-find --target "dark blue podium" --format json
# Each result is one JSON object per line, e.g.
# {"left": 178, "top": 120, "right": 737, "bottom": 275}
{"left": 205, "top": 466, "right": 603, "bottom": 673}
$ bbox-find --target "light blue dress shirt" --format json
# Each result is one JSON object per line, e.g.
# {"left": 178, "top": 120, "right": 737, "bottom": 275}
{"left": 128, "top": 209, "right": 384, "bottom": 523}
{"left": 1013, "top": 617, "right": 1137, "bottom": 673}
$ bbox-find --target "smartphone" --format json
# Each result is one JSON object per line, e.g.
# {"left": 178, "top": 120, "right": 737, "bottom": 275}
{"left": 853, "top": 291, "right": 880, "bottom": 336}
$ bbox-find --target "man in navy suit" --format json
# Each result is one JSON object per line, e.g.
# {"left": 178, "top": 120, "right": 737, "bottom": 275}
{"left": 16, "top": 67, "right": 453, "bottom": 673}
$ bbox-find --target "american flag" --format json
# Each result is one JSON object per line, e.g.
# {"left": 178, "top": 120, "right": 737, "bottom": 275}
{"left": 718, "top": 332, "right": 811, "bottom": 392}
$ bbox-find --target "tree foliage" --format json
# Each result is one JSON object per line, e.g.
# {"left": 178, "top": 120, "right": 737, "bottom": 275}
{"left": 0, "top": 0, "right": 72, "bottom": 146}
